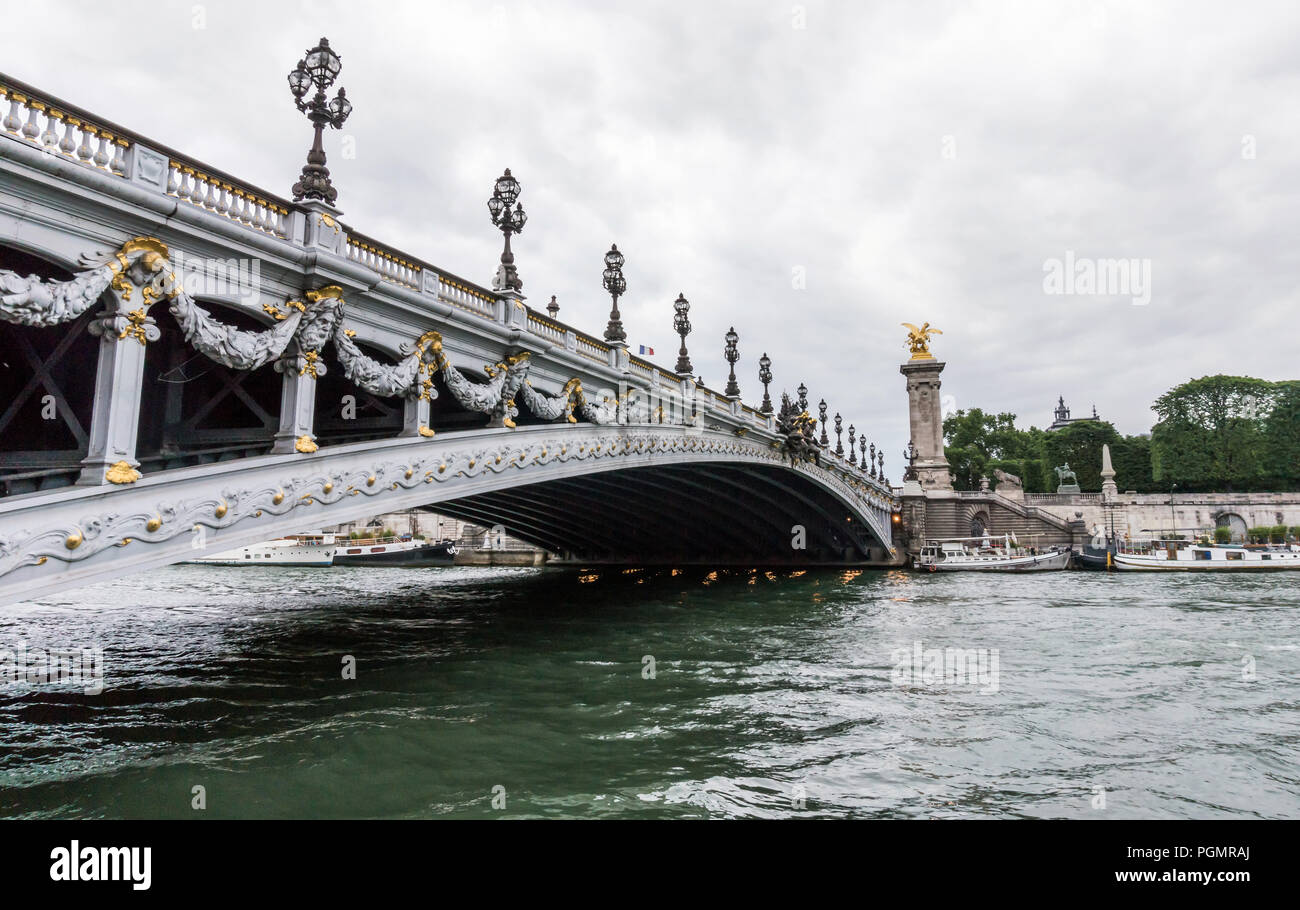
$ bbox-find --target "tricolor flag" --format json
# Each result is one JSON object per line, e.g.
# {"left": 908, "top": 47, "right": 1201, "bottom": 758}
{"left": 638, "top": 345, "right": 655, "bottom": 356}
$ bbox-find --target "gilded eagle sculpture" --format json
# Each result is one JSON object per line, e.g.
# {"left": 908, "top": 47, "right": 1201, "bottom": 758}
{"left": 902, "top": 322, "right": 942, "bottom": 360}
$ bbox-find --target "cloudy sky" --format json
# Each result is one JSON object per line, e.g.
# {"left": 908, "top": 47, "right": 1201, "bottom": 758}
{"left": 5, "top": 0, "right": 1297, "bottom": 469}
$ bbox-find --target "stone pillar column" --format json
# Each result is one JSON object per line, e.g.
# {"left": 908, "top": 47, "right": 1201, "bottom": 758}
{"left": 77, "top": 300, "right": 160, "bottom": 485}
{"left": 271, "top": 353, "right": 318, "bottom": 454}
{"left": 499, "top": 288, "right": 528, "bottom": 330}
{"left": 900, "top": 359, "right": 952, "bottom": 491}
{"left": 401, "top": 395, "right": 432, "bottom": 438}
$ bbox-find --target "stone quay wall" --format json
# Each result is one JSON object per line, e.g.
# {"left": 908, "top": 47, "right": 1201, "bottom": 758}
{"left": 1023, "top": 492, "right": 1300, "bottom": 540}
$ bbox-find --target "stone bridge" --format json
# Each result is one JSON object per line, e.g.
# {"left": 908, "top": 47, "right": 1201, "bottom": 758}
{"left": 0, "top": 72, "right": 899, "bottom": 605}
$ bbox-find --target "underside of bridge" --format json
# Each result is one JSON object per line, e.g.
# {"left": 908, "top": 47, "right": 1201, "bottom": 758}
{"left": 430, "top": 462, "right": 893, "bottom": 566}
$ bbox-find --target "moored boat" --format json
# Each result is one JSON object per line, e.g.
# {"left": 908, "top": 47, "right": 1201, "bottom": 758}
{"left": 1111, "top": 538, "right": 1300, "bottom": 571}
{"left": 915, "top": 535, "right": 1072, "bottom": 572}
{"left": 331, "top": 536, "right": 459, "bottom": 567}
{"left": 183, "top": 532, "right": 337, "bottom": 567}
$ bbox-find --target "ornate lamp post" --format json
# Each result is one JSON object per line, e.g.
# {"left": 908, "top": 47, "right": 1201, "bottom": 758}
{"left": 487, "top": 169, "right": 527, "bottom": 291}
{"left": 902, "top": 440, "right": 918, "bottom": 481}
{"left": 877, "top": 450, "right": 885, "bottom": 479}
{"left": 724, "top": 327, "right": 740, "bottom": 398}
{"left": 287, "top": 38, "right": 352, "bottom": 204}
{"left": 602, "top": 244, "right": 627, "bottom": 344}
{"left": 547, "top": 295, "right": 559, "bottom": 318}
{"left": 673, "top": 293, "right": 692, "bottom": 376}
{"left": 870, "top": 442, "right": 878, "bottom": 478}
{"left": 859, "top": 436, "right": 868, "bottom": 472}
{"left": 758, "top": 353, "right": 773, "bottom": 414}
{"left": 834, "top": 412, "right": 843, "bottom": 456}
{"left": 818, "top": 399, "right": 829, "bottom": 446}
{"left": 797, "top": 382, "right": 808, "bottom": 413}
{"left": 848, "top": 424, "right": 857, "bottom": 464}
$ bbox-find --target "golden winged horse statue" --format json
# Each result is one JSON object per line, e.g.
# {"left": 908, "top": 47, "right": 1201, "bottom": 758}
{"left": 901, "top": 322, "right": 942, "bottom": 360}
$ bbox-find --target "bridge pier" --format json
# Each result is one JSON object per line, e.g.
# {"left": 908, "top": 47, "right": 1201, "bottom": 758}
{"left": 77, "top": 295, "right": 159, "bottom": 485}
{"left": 271, "top": 354, "right": 318, "bottom": 454}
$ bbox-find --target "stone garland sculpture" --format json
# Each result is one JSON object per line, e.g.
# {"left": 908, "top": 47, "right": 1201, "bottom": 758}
{"left": 170, "top": 288, "right": 308, "bottom": 372}
{"left": 0, "top": 238, "right": 170, "bottom": 327}
{"left": 3, "top": 236, "right": 622, "bottom": 432}
{"left": 332, "top": 324, "right": 439, "bottom": 399}
{"left": 519, "top": 377, "right": 584, "bottom": 423}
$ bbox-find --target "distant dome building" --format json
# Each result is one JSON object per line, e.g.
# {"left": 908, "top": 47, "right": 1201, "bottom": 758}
{"left": 1048, "top": 396, "right": 1101, "bottom": 431}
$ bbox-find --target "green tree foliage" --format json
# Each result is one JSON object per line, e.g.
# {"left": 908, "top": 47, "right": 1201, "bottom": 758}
{"left": 947, "top": 374, "right": 1297, "bottom": 495}
{"left": 942, "top": 409, "right": 1050, "bottom": 492}
{"left": 1109, "top": 434, "right": 1157, "bottom": 492}
{"left": 1262, "top": 381, "right": 1300, "bottom": 489}
{"left": 1151, "top": 375, "right": 1275, "bottom": 491}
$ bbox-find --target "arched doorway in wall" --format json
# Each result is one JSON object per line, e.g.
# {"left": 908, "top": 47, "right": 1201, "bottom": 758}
{"left": 1215, "top": 512, "right": 1247, "bottom": 542}
{"left": 0, "top": 246, "right": 99, "bottom": 496}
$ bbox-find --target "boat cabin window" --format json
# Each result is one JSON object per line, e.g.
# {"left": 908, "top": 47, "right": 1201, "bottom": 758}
{"left": 1227, "top": 551, "right": 1244, "bottom": 560}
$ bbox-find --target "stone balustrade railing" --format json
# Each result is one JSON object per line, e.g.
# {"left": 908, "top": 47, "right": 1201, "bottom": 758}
{"left": 575, "top": 334, "right": 610, "bottom": 364}
{"left": 345, "top": 231, "right": 420, "bottom": 289}
{"left": 628, "top": 358, "right": 654, "bottom": 382}
{"left": 525, "top": 310, "right": 566, "bottom": 342}
{"left": 1, "top": 80, "right": 129, "bottom": 177}
{"left": 165, "top": 162, "right": 291, "bottom": 238}
{"left": 437, "top": 275, "right": 496, "bottom": 319}
{"left": 1025, "top": 493, "right": 1103, "bottom": 505}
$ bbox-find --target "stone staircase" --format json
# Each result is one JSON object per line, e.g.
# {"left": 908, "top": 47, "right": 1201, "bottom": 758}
{"left": 918, "top": 491, "right": 1080, "bottom": 548}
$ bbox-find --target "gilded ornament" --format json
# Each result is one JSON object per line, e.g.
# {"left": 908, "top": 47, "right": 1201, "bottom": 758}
{"left": 902, "top": 322, "right": 942, "bottom": 361}
{"left": 105, "top": 460, "right": 141, "bottom": 484}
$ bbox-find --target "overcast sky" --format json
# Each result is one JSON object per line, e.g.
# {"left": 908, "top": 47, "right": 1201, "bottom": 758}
{"left": 5, "top": 0, "right": 1297, "bottom": 472}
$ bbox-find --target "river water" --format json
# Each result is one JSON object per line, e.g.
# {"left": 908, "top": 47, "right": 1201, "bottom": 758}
{"left": 1, "top": 566, "right": 1296, "bottom": 818}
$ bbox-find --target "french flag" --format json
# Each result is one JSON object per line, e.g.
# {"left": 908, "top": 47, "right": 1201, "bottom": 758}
{"left": 638, "top": 345, "right": 654, "bottom": 356}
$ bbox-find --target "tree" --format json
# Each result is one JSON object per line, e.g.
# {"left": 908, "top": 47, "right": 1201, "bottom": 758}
{"left": 1262, "top": 381, "right": 1300, "bottom": 489}
{"left": 1151, "top": 375, "right": 1274, "bottom": 491}
{"left": 1110, "top": 434, "right": 1156, "bottom": 492}
{"left": 942, "top": 409, "right": 1053, "bottom": 492}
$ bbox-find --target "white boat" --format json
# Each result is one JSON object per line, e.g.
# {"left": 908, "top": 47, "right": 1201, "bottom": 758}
{"left": 1112, "top": 539, "right": 1300, "bottom": 571}
{"left": 915, "top": 535, "right": 1072, "bottom": 572}
{"left": 184, "top": 532, "right": 337, "bottom": 567}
